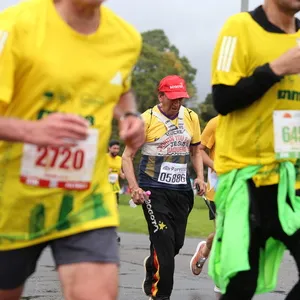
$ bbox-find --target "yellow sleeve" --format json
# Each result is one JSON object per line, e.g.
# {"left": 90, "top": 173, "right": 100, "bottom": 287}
{"left": 0, "top": 19, "right": 19, "bottom": 104}
{"left": 211, "top": 13, "right": 249, "bottom": 86}
{"left": 122, "top": 34, "right": 142, "bottom": 94}
{"left": 190, "top": 111, "right": 201, "bottom": 145}
{"left": 200, "top": 118, "right": 216, "bottom": 149}
{"left": 142, "top": 109, "right": 151, "bottom": 140}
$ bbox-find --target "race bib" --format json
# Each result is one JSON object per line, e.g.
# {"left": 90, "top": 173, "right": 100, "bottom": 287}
{"left": 158, "top": 162, "right": 187, "bottom": 185}
{"left": 108, "top": 173, "right": 119, "bottom": 184}
{"left": 20, "top": 129, "right": 99, "bottom": 191}
{"left": 273, "top": 111, "right": 300, "bottom": 159}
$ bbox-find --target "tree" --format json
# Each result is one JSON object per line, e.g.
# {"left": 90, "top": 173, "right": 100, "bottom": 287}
{"left": 141, "top": 29, "right": 170, "bottom": 52}
{"left": 198, "top": 93, "right": 218, "bottom": 129}
{"left": 132, "top": 29, "right": 198, "bottom": 112}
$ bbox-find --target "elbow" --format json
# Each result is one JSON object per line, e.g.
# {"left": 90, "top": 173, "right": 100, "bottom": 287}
{"left": 212, "top": 84, "right": 237, "bottom": 115}
{"left": 121, "top": 155, "right": 129, "bottom": 164}
{"left": 213, "top": 96, "right": 230, "bottom": 116}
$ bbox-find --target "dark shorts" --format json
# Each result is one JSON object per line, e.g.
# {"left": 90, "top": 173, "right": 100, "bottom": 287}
{"left": 0, "top": 227, "right": 119, "bottom": 290}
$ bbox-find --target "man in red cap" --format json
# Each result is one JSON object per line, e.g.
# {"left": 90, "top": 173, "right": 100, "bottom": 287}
{"left": 122, "top": 75, "right": 206, "bottom": 300}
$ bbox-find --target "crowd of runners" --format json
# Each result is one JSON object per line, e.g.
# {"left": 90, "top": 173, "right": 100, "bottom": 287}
{"left": 0, "top": 0, "right": 300, "bottom": 300}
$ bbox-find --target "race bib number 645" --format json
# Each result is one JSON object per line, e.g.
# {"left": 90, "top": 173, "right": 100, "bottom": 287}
{"left": 20, "top": 129, "right": 99, "bottom": 190}
{"left": 273, "top": 111, "right": 300, "bottom": 159}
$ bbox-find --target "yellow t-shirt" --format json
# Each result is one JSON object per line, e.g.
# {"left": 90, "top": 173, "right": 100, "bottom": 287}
{"left": 212, "top": 12, "right": 300, "bottom": 187}
{"left": 201, "top": 116, "right": 219, "bottom": 201}
{"left": 0, "top": 0, "right": 141, "bottom": 250}
{"left": 138, "top": 105, "right": 201, "bottom": 190}
{"left": 143, "top": 105, "right": 201, "bottom": 145}
{"left": 106, "top": 154, "right": 122, "bottom": 193}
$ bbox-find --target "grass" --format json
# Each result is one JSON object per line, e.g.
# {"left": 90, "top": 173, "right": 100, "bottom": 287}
{"left": 118, "top": 194, "right": 214, "bottom": 238}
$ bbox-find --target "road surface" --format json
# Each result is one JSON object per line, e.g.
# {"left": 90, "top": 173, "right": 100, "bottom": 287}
{"left": 22, "top": 232, "right": 297, "bottom": 300}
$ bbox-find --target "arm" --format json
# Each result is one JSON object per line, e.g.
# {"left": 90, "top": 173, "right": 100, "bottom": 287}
{"left": 199, "top": 144, "right": 214, "bottom": 170}
{"left": 190, "top": 144, "right": 206, "bottom": 196}
{"left": 0, "top": 113, "right": 88, "bottom": 146}
{"left": 211, "top": 15, "right": 286, "bottom": 116}
{"left": 190, "top": 144, "right": 204, "bottom": 181}
{"left": 113, "top": 90, "right": 137, "bottom": 120}
{"left": 114, "top": 91, "right": 145, "bottom": 150}
{"left": 213, "top": 64, "right": 282, "bottom": 115}
{"left": 122, "top": 145, "right": 147, "bottom": 204}
{"left": 122, "top": 146, "right": 139, "bottom": 190}
{"left": 0, "top": 118, "right": 31, "bottom": 143}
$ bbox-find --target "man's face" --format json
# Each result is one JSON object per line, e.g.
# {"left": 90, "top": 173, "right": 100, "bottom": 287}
{"left": 275, "top": 0, "right": 300, "bottom": 13}
{"left": 109, "top": 145, "right": 120, "bottom": 157}
{"left": 159, "top": 94, "right": 184, "bottom": 116}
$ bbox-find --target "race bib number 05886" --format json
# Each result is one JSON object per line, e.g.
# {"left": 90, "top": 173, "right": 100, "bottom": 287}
{"left": 158, "top": 162, "right": 187, "bottom": 185}
{"left": 20, "top": 129, "right": 99, "bottom": 190}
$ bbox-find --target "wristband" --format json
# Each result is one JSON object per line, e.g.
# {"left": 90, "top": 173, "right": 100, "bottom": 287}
{"left": 120, "top": 112, "right": 142, "bottom": 121}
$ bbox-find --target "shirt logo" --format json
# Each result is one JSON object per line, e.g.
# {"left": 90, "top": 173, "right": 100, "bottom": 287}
{"left": 0, "top": 31, "right": 9, "bottom": 55}
{"left": 110, "top": 71, "right": 123, "bottom": 86}
{"left": 216, "top": 36, "right": 237, "bottom": 72}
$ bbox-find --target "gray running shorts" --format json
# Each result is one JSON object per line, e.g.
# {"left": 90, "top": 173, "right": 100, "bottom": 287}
{"left": 0, "top": 227, "right": 119, "bottom": 289}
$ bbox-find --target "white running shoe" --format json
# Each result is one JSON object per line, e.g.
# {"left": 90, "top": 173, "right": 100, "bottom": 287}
{"left": 190, "top": 241, "right": 208, "bottom": 276}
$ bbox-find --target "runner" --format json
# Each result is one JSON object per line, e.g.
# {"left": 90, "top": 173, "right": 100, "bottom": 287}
{"left": 209, "top": 1, "right": 300, "bottom": 299}
{"left": 0, "top": 0, "right": 143, "bottom": 299}
{"left": 189, "top": 116, "right": 220, "bottom": 295}
{"left": 107, "top": 139, "right": 126, "bottom": 244}
{"left": 107, "top": 140, "right": 125, "bottom": 205}
{"left": 122, "top": 75, "right": 206, "bottom": 300}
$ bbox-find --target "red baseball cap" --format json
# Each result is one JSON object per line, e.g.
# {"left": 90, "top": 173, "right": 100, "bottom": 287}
{"left": 158, "top": 75, "right": 190, "bottom": 100}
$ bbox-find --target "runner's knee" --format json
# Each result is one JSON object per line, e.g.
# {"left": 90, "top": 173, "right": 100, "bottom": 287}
{"left": 60, "top": 262, "right": 118, "bottom": 300}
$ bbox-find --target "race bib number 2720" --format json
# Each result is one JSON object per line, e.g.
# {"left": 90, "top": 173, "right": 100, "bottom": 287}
{"left": 20, "top": 129, "right": 99, "bottom": 191}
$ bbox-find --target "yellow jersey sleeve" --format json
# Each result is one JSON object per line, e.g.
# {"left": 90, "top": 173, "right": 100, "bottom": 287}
{"left": 142, "top": 109, "right": 152, "bottom": 142}
{"left": 201, "top": 117, "right": 217, "bottom": 149}
{"left": 189, "top": 110, "right": 201, "bottom": 145}
{"left": 211, "top": 13, "right": 250, "bottom": 86}
{"left": 122, "top": 37, "right": 142, "bottom": 94}
{"left": 0, "top": 16, "right": 19, "bottom": 104}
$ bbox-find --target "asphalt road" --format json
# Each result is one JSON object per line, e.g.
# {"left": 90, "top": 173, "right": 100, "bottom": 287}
{"left": 22, "top": 232, "right": 297, "bottom": 300}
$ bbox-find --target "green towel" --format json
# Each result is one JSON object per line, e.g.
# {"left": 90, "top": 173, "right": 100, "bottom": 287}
{"left": 208, "top": 161, "right": 300, "bottom": 294}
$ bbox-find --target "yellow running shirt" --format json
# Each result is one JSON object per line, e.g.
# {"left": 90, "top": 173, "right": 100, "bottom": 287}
{"left": 106, "top": 154, "right": 122, "bottom": 194}
{"left": 138, "top": 105, "right": 201, "bottom": 190}
{"left": 0, "top": 0, "right": 141, "bottom": 250}
{"left": 201, "top": 116, "right": 219, "bottom": 201}
{"left": 212, "top": 10, "right": 300, "bottom": 186}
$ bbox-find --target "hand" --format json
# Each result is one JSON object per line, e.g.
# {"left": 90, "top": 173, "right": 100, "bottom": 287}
{"left": 270, "top": 46, "right": 300, "bottom": 76}
{"left": 119, "top": 115, "right": 145, "bottom": 149}
{"left": 24, "top": 113, "right": 89, "bottom": 147}
{"left": 131, "top": 187, "right": 149, "bottom": 205}
{"left": 194, "top": 178, "right": 206, "bottom": 196}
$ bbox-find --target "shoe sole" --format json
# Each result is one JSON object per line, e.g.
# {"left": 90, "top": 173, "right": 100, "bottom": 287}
{"left": 190, "top": 241, "right": 206, "bottom": 276}
{"left": 142, "top": 256, "right": 151, "bottom": 296}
